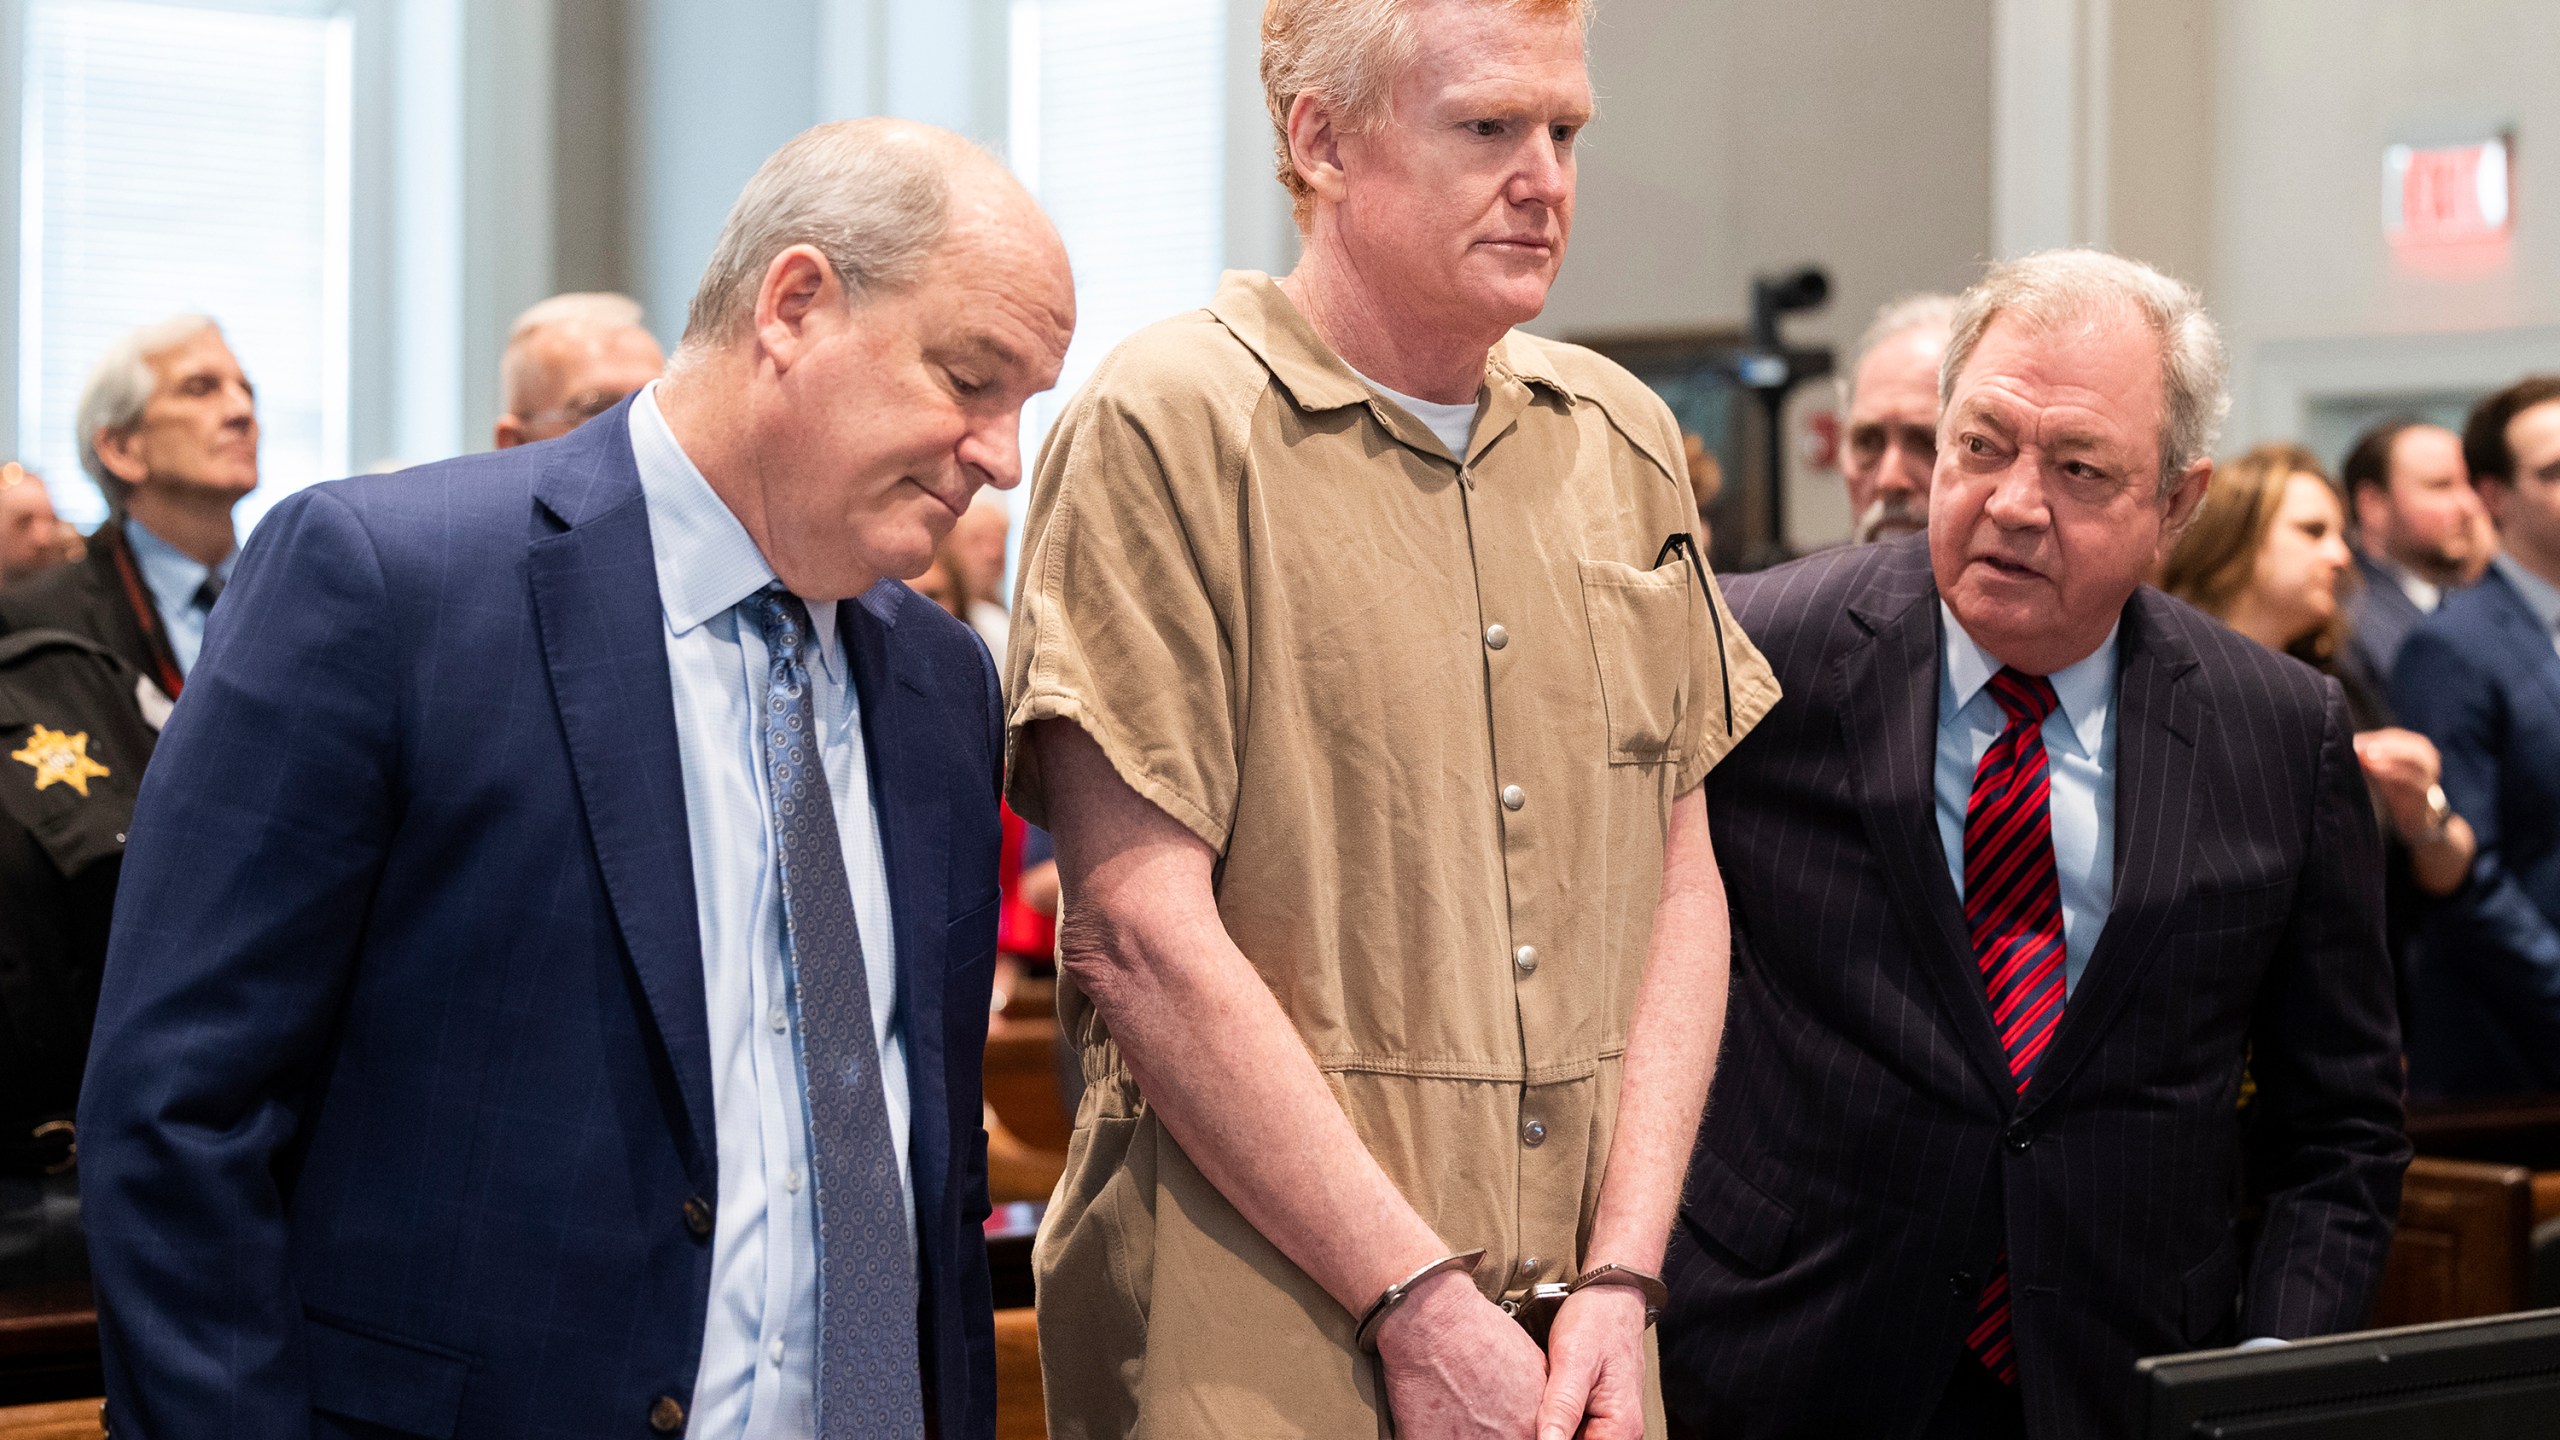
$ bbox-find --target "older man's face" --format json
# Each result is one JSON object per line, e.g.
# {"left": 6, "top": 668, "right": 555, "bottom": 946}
{"left": 1929, "top": 306, "right": 2205, "bottom": 675}
{"left": 1844, "top": 325, "right": 1947, "bottom": 542}
{"left": 752, "top": 189, "right": 1073, "bottom": 602}
{"left": 102, "top": 328, "right": 258, "bottom": 502}
{"left": 1333, "top": 0, "right": 1590, "bottom": 334}
{"left": 502, "top": 324, "right": 666, "bottom": 447}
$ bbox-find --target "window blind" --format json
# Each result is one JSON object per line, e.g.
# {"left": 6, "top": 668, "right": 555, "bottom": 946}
{"left": 19, "top": 0, "right": 349, "bottom": 531}
{"left": 1008, "top": 0, "right": 1226, "bottom": 467}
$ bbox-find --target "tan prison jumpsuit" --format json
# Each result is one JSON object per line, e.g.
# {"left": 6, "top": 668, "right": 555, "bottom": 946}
{"left": 1004, "top": 271, "right": 1780, "bottom": 1437}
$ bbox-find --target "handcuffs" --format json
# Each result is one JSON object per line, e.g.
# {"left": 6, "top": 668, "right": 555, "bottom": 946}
{"left": 1354, "top": 1250, "right": 1669, "bottom": 1353}
{"left": 1500, "top": 1263, "right": 1672, "bottom": 1349}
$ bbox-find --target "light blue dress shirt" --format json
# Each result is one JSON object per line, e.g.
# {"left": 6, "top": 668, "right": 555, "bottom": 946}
{"left": 1934, "top": 604, "right": 2119, "bottom": 997}
{"left": 121, "top": 515, "right": 235, "bottom": 677}
{"left": 2494, "top": 552, "right": 2560, "bottom": 655}
{"left": 628, "top": 383, "right": 912, "bottom": 1440}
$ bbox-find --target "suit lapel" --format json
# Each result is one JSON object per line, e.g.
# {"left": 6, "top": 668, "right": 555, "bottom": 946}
{"left": 2479, "top": 569, "right": 2560, "bottom": 724}
{"left": 525, "top": 410, "right": 716, "bottom": 1182}
{"left": 844, "top": 584, "right": 953, "bottom": 1225}
{"left": 92, "top": 521, "right": 185, "bottom": 697}
{"left": 1837, "top": 570, "right": 2018, "bottom": 1099}
{"left": 2022, "top": 591, "right": 2199, "bottom": 1108}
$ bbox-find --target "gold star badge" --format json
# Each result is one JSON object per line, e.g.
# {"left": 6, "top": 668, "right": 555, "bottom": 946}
{"left": 11, "top": 725, "right": 111, "bottom": 797}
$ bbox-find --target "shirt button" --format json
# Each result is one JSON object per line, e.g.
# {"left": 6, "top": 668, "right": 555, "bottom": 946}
{"left": 768, "top": 1005, "right": 788, "bottom": 1033}
{"left": 1501, "top": 784, "right": 1525, "bottom": 811}
{"left": 1517, "top": 1256, "right": 1544, "bottom": 1280}
{"left": 1484, "top": 623, "right": 1509, "bottom": 650}
{"left": 768, "top": 1339, "right": 786, "bottom": 1366}
{"left": 1514, "top": 945, "right": 1539, "bottom": 975}
{"left": 1522, "top": 1119, "right": 1547, "bottom": 1148}
{"left": 785, "top": 1169, "right": 804, "bottom": 1195}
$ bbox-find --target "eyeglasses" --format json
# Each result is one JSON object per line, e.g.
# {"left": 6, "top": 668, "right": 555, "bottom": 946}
{"left": 520, "top": 387, "right": 638, "bottom": 433}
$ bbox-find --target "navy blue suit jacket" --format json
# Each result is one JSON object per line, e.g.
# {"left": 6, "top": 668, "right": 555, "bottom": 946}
{"left": 1660, "top": 539, "right": 2406, "bottom": 1440}
{"left": 2341, "top": 550, "right": 2425, "bottom": 712}
{"left": 2393, "top": 565, "right": 2560, "bottom": 1097}
{"left": 78, "top": 406, "right": 1004, "bottom": 1438}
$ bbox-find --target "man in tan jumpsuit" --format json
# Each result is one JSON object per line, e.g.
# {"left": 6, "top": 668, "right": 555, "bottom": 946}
{"left": 1006, "top": 1, "right": 1779, "bottom": 1434}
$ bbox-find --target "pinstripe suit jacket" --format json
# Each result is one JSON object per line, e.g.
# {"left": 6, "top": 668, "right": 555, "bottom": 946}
{"left": 1659, "top": 537, "right": 2407, "bottom": 1440}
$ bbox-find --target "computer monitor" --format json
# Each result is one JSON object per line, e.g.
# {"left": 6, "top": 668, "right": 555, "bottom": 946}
{"left": 2138, "top": 1308, "right": 2560, "bottom": 1437}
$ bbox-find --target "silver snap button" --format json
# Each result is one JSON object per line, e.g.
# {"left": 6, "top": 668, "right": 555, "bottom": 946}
{"left": 1484, "top": 623, "right": 1509, "bottom": 650}
{"left": 1501, "top": 784, "right": 1525, "bottom": 811}
{"left": 1522, "top": 1119, "right": 1547, "bottom": 1148}
{"left": 1514, "top": 945, "right": 1538, "bottom": 974}
{"left": 1517, "top": 1256, "right": 1543, "bottom": 1279}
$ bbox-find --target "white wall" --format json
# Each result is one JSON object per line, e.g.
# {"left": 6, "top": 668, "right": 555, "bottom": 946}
{"left": 623, "top": 0, "right": 1015, "bottom": 359}
{"left": 1537, "top": 0, "right": 1996, "bottom": 548}
{"left": 2208, "top": 0, "right": 2560, "bottom": 449}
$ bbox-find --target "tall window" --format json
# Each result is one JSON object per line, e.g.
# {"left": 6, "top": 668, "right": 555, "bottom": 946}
{"left": 18, "top": 0, "right": 351, "bottom": 531}
{"left": 1007, "top": 0, "right": 1226, "bottom": 533}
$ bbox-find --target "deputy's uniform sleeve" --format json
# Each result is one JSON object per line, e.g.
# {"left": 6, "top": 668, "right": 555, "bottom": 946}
{"left": 1004, "top": 370, "right": 1239, "bottom": 853}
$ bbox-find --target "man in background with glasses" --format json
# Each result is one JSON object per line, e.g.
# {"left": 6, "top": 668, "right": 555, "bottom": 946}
{"left": 491, "top": 290, "right": 666, "bottom": 449}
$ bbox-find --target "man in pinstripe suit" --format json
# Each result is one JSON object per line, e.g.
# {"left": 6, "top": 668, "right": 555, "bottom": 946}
{"left": 1659, "top": 251, "right": 2407, "bottom": 1440}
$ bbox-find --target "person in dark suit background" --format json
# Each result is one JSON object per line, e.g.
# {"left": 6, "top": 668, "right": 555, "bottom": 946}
{"left": 77, "top": 117, "right": 1073, "bottom": 1440}
{"left": 2393, "top": 375, "right": 2560, "bottom": 1099}
{"left": 2339, "top": 417, "right": 2488, "bottom": 707}
{"left": 1659, "top": 249, "right": 2407, "bottom": 1440}
{"left": 0, "top": 315, "right": 259, "bottom": 709}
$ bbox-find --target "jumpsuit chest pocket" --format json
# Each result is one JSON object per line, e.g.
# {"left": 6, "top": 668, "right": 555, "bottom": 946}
{"left": 1577, "top": 557, "right": 1692, "bottom": 765}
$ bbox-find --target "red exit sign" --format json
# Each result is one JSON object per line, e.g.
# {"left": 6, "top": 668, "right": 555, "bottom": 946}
{"left": 2385, "top": 135, "right": 2514, "bottom": 251}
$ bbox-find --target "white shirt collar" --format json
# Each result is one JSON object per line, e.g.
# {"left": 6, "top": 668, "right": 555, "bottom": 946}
{"left": 122, "top": 512, "right": 233, "bottom": 613}
{"left": 627, "top": 382, "right": 842, "bottom": 680}
{"left": 2364, "top": 550, "right": 2444, "bottom": 613}
{"left": 1940, "top": 600, "right": 2118, "bottom": 756}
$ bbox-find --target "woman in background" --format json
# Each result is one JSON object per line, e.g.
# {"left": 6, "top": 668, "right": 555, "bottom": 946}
{"left": 2162, "top": 442, "right": 2475, "bottom": 977}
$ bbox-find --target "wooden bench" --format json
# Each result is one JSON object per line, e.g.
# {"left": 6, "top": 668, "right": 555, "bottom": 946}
{"left": 2370, "top": 1156, "right": 2535, "bottom": 1326}
{"left": 0, "top": 1399, "right": 100, "bottom": 1440}
{"left": 0, "top": 1283, "right": 96, "bottom": 1409}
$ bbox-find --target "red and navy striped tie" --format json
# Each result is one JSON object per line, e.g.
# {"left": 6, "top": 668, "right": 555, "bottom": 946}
{"left": 1963, "top": 666, "right": 2068, "bottom": 1386}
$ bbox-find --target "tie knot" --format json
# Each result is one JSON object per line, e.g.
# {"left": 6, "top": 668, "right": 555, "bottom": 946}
{"left": 747, "top": 583, "right": 812, "bottom": 655}
{"left": 1987, "top": 667, "right": 2059, "bottom": 728}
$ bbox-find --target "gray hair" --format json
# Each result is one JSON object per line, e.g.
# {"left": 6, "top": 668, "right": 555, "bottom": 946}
{"left": 1838, "top": 292, "right": 1957, "bottom": 411}
{"left": 501, "top": 291, "right": 647, "bottom": 414}
{"left": 78, "top": 314, "right": 221, "bottom": 508}
{"left": 680, "top": 119, "right": 971, "bottom": 349}
{"left": 1941, "top": 249, "right": 2228, "bottom": 501}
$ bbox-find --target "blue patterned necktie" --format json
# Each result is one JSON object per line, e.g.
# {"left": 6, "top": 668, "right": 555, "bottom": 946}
{"left": 746, "top": 585, "right": 924, "bottom": 1440}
